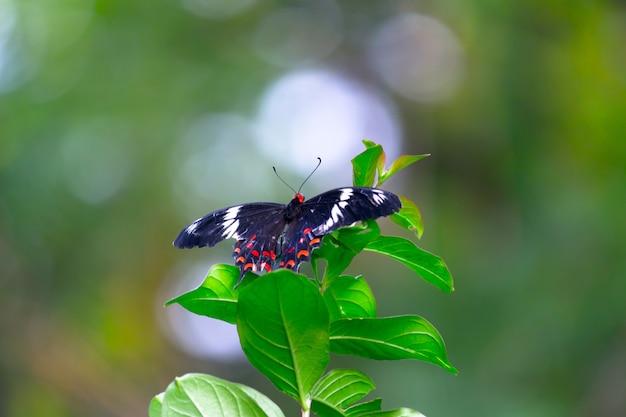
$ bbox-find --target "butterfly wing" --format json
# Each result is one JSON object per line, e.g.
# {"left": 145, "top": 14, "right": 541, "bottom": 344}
{"left": 173, "top": 203, "right": 285, "bottom": 248}
{"left": 174, "top": 203, "right": 288, "bottom": 279}
{"left": 279, "top": 187, "right": 401, "bottom": 271}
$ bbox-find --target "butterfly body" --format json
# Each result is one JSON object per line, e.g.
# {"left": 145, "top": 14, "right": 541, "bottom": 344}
{"left": 174, "top": 187, "right": 401, "bottom": 281}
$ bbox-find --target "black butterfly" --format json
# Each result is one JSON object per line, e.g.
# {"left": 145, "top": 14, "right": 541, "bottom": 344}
{"left": 174, "top": 187, "right": 401, "bottom": 284}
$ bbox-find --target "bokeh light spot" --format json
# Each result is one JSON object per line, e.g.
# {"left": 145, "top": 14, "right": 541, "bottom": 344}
{"left": 368, "top": 13, "right": 464, "bottom": 102}
{"left": 254, "top": 69, "right": 401, "bottom": 184}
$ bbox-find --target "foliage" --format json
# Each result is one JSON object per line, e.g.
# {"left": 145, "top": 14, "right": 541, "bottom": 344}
{"left": 152, "top": 141, "right": 454, "bottom": 417}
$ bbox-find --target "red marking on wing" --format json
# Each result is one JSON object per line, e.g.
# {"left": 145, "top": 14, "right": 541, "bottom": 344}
{"left": 251, "top": 249, "right": 260, "bottom": 257}
{"left": 303, "top": 227, "right": 312, "bottom": 235}
{"left": 284, "top": 259, "right": 296, "bottom": 269}
{"left": 297, "top": 250, "right": 309, "bottom": 259}
{"left": 309, "top": 237, "right": 320, "bottom": 246}
{"left": 263, "top": 250, "right": 277, "bottom": 260}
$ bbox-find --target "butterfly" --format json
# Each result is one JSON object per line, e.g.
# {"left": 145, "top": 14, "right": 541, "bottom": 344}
{"left": 174, "top": 186, "right": 401, "bottom": 285}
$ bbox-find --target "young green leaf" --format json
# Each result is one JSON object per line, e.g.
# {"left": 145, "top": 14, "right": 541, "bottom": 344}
{"left": 158, "top": 373, "right": 285, "bottom": 417}
{"left": 237, "top": 270, "right": 330, "bottom": 408}
{"left": 330, "top": 316, "right": 457, "bottom": 374}
{"left": 352, "top": 145, "right": 383, "bottom": 187}
{"left": 377, "top": 154, "right": 429, "bottom": 187}
{"left": 365, "top": 236, "right": 454, "bottom": 293}
{"left": 361, "top": 139, "right": 387, "bottom": 180}
{"left": 323, "top": 275, "right": 376, "bottom": 321}
{"left": 166, "top": 264, "right": 245, "bottom": 324}
{"left": 390, "top": 196, "right": 424, "bottom": 239}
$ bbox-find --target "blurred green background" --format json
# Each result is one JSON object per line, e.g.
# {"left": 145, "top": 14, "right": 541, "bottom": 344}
{"left": 1, "top": 0, "right": 625, "bottom": 416}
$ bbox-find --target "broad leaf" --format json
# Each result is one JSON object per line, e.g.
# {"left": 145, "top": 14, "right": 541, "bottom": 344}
{"left": 310, "top": 401, "right": 347, "bottom": 417}
{"left": 323, "top": 275, "right": 376, "bottom": 321}
{"left": 166, "top": 264, "right": 243, "bottom": 324}
{"left": 377, "top": 154, "right": 429, "bottom": 187}
{"left": 330, "top": 316, "right": 457, "bottom": 374}
{"left": 237, "top": 270, "right": 330, "bottom": 408}
{"left": 236, "top": 384, "right": 286, "bottom": 417}
{"left": 158, "top": 373, "right": 284, "bottom": 417}
{"left": 352, "top": 145, "right": 383, "bottom": 187}
{"left": 365, "top": 236, "right": 453, "bottom": 293}
{"left": 345, "top": 398, "right": 382, "bottom": 416}
{"left": 390, "top": 196, "right": 424, "bottom": 239}
{"left": 312, "top": 369, "right": 375, "bottom": 409}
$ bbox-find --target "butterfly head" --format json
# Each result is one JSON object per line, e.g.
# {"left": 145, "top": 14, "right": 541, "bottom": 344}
{"left": 293, "top": 193, "right": 305, "bottom": 204}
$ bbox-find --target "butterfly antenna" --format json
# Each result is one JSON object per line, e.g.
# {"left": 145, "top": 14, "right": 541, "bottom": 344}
{"left": 298, "top": 157, "right": 322, "bottom": 193}
{"left": 272, "top": 158, "right": 322, "bottom": 195}
{"left": 272, "top": 166, "right": 298, "bottom": 195}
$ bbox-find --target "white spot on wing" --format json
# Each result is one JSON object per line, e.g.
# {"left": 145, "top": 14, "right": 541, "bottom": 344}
{"left": 371, "top": 189, "right": 387, "bottom": 205}
{"left": 339, "top": 188, "right": 353, "bottom": 201}
{"left": 221, "top": 219, "right": 240, "bottom": 239}
{"left": 186, "top": 220, "right": 201, "bottom": 234}
{"left": 223, "top": 205, "right": 241, "bottom": 220}
{"left": 321, "top": 203, "right": 345, "bottom": 231}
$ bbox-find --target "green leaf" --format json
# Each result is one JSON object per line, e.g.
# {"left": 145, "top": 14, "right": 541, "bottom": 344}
{"left": 364, "top": 236, "right": 454, "bottom": 293}
{"left": 313, "top": 221, "right": 381, "bottom": 283}
{"left": 345, "top": 399, "right": 382, "bottom": 416}
{"left": 330, "top": 316, "right": 457, "bottom": 374}
{"left": 166, "top": 264, "right": 244, "bottom": 324}
{"left": 311, "top": 401, "right": 347, "bottom": 417}
{"left": 236, "top": 384, "right": 287, "bottom": 417}
{"left": 361, "top": 139, "right": 387, "bottom": 180}
{"left": 377, "top": 154, "right": 429, "bottom": 187}
{"left": 159, "top": 373, "right": 285, "bottom": 417}
{"left": 148, "top": 393, "right": 163, "bottom": 417}
{"left": 352, "top": 145, "right": 383, "bottom": 187}
{"left": 323, "top": 275, "right": 376, "bottom": 321}
{"left": 390, "top": 196, "right": 424, "bottom": 239}
{"left": 237, "top": 270, "right": 330, "bottom": 408}
{"left": 312, "top": 369, "right": 375, "bottom": 409}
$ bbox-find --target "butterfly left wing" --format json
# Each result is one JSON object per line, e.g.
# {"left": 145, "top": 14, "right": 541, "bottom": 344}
{"left": 174, "top": 202, "right": 289, "bottom": 281}
{"left": 173, "top": 203, "right": 286, "bottom": 249}
{"left": 279, "top": 187, "right": 401, "bottom": 271}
